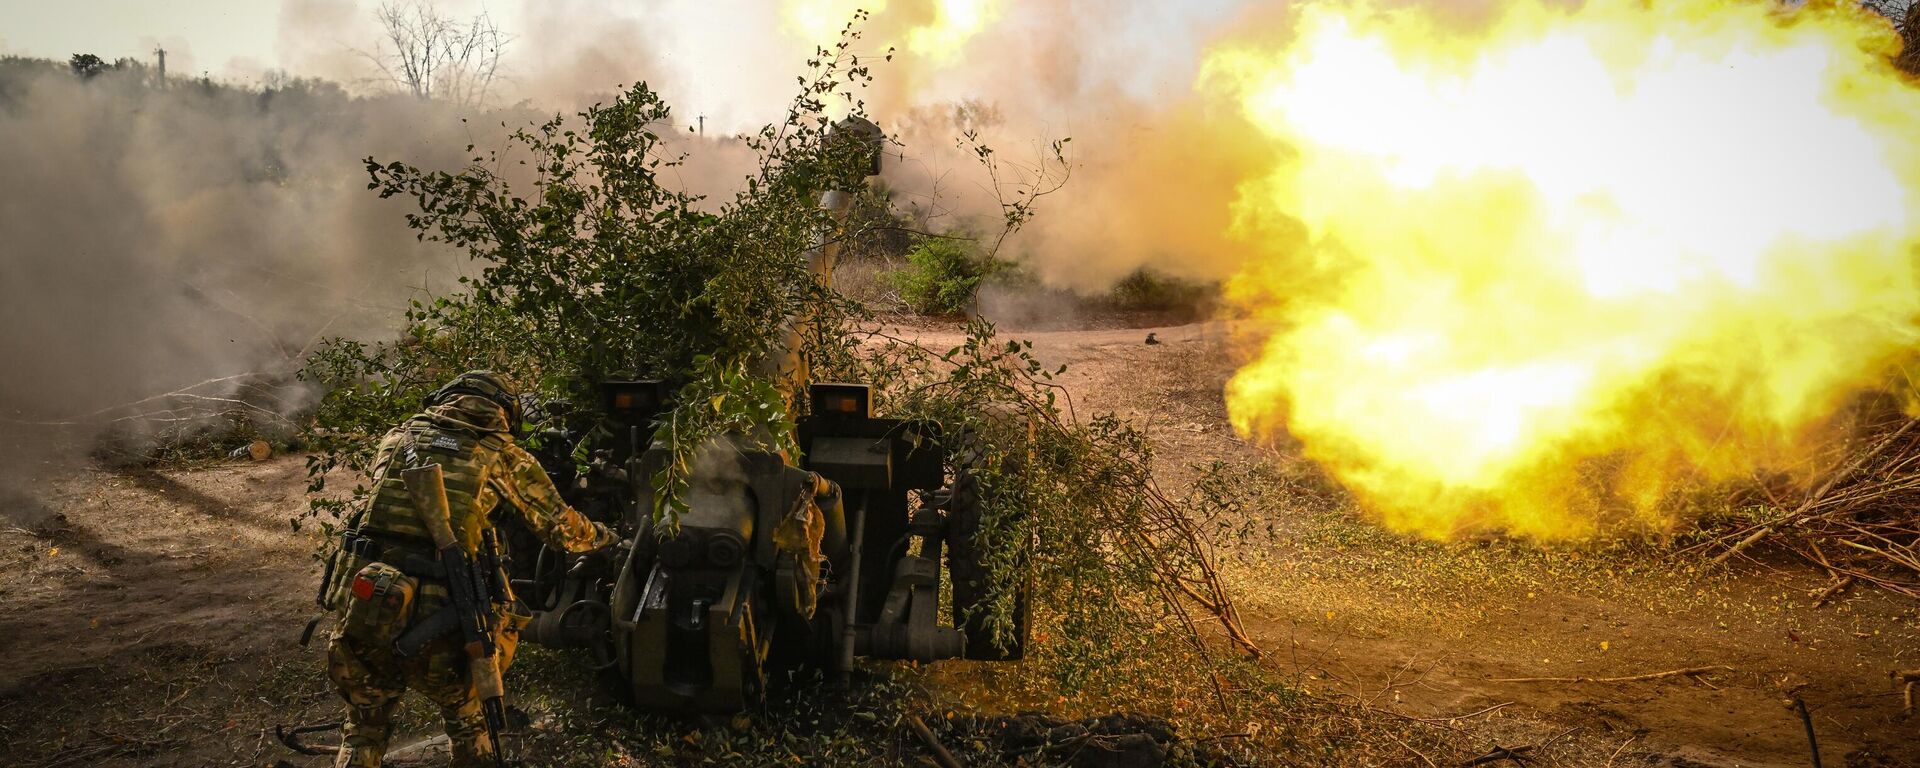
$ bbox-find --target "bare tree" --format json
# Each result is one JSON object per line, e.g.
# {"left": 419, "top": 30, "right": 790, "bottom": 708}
{"left": 1864, "top": 0, "right": 1915, "bottom": 29}
{"left": 1901, "top": 2, "right": 1920, "bottom": 74}
{"left": 364, "top": 0, "right": 508, "bottom": 106}
{"left": 1853, "top": 1, "right": 1920, "bottom": 74}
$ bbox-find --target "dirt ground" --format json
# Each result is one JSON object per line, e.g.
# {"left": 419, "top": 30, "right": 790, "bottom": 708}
{"left": 0, "top": 458, "right": 335, "bottom": 766}
{"left": 2, "top": 319, "right": 1917, "bottom": 766}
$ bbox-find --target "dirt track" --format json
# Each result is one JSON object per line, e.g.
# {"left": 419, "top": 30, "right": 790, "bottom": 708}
{"left": 1, "top": 319, "right": 1917, "bottom": 766}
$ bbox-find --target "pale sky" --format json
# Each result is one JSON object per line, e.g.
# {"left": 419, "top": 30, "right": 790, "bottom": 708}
{"left": 0, "top": 1, "right": 283, "bottom": 76}
{"left": 0, "top": 0, "right": 1251, "bottom": 130}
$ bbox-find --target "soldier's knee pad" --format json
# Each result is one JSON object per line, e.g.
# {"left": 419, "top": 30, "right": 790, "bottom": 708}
{"left": 346, "top": 702, "right": 397, "bottom": 731}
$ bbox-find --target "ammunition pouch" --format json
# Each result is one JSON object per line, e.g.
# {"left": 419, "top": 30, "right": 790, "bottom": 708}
{"left": 320, "top": 536, "right": 373, "bottom": 612}
{"left": 340, "top": 561, "right": 419, "bottom": 645}
{"left": 318, "top": 547, "right": 348, "bottom": 611}
{"left": 323, "top": 531, "right": 444, "bottom": 610}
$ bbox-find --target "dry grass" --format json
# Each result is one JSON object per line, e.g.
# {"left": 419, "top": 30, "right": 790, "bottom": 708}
{"left": 834, "top": 256, "right": 910, "bottom": 315}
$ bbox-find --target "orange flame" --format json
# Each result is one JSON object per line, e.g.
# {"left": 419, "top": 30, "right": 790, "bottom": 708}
{"left": 782, "top": 0, "right": 1002, "bottom": 62}
{"left": 1205, "top": 0, "right": 1920, "bottom": 538}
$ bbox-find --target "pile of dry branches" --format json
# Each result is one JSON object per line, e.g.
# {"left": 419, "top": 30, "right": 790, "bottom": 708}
{"left": 1698, "top": 399, "right": 1920, "bottom": 600}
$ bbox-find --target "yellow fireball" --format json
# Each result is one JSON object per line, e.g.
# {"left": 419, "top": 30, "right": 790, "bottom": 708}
{"left": 1206, "top": 0, "right": 1920, "bottom": 538}
{"left": 781, "top": 0, "right": 1000, "bottom": 62}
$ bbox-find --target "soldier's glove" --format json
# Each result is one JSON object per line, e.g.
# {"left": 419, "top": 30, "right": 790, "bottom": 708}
{"left": 567, "top": 541, "right": 625, "bottom": 579}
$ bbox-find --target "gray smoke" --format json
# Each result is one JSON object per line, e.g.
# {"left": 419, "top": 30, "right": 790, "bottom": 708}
{"left": 801, "top": 0, "right": 1261, "bottom": 292}
{"left": 0, "top": 48, "right": 772, "bottom": 504}
{"left": 281, "top": 0, "right": 1268, "bottom": 291}
{"left": 0, "top": 59, "right": 506, "bottom": 496}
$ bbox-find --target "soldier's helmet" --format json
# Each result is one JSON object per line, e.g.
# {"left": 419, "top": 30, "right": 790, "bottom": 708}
{"left": 426, "top": 370, "right": 521, "bottom": 430}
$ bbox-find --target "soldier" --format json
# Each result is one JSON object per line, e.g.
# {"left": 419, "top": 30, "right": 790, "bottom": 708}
{"left": 317, "top": 371, "right": 617, "bottom": 768}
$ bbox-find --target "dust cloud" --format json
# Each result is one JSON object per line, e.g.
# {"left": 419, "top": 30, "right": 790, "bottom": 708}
{"left": 282, "top": 0, "right": 1269, "bottom": 288}
{"left": 0, "top": 39, "right": 766, "bottom": 507}
{"left": 0, "top": 60, "right": 493, "bottom": 506}
{"left": 831, "top": 0, "right": 1265, "bottom": 291}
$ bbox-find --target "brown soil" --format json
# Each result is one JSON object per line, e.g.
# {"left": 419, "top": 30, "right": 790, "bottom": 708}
{"left": 2, "top": 318, "right": 1916, "bottom": 767}
{"left": 0, "top": 459, "right": 334, "bottom": 767}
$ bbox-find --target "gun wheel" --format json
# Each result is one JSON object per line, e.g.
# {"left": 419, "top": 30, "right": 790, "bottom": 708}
{"left": 943, "top": 431, "right": 1031, "bottom": 661}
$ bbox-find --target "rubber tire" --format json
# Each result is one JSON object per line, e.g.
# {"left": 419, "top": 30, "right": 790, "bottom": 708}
{"left": 944, "top": 435, "right": 1031, "bottom": 661}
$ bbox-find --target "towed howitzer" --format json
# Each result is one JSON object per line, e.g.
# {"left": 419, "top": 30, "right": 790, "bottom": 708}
{"left": 397, "top": 463, "right": 511, "bottom": 767}
{"left": 506, "top": 117, "right": 1031, "bottom": 712}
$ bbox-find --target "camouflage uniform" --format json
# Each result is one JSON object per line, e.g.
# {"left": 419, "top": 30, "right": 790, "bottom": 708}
{"left": 321, "top": 392, "right": 615, "bottom": 768}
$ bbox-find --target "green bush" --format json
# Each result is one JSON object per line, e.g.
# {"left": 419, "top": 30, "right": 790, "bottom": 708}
{"left": 1108, "top": 267, "right": 1216, "bottom": 312}
{"left": 888, "top": 236, "right": 997, "bottom": 315}
{"left": 301, "top": 46, "right": 880, "bottom": 528}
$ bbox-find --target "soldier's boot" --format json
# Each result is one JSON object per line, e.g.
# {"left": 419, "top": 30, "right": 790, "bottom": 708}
{"left": 447, "top": 730, "right": 498, "bottom": 768}
{"left": 443, "top": 699, "right": 498, "bottom": 768}
{"left": 334, "top": 701, "right": 398, "bottom": 768}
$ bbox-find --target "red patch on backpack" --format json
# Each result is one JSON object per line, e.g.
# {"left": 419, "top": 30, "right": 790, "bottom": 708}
{"left": 351, "top": 574, "right": 377, "bottom": 601}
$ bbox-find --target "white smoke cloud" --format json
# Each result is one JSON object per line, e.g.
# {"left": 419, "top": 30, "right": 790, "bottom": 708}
{"left": 261, "top": 0, "right": 1269, "bottom": 292}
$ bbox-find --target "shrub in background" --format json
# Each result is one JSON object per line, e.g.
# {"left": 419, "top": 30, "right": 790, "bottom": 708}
{"left": 1108, "top": 267, "right": 1216, "bottom": 314}
{"left": 888, "top": 236, "right": 999, "bottom": 315}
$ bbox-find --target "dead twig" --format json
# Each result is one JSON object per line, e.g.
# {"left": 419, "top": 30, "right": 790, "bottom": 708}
{"left": 1385, "top": 732, "right": 1440, "bottom": 768}
{"left": 1399, "top": 701, "right": 1515, "bottom": 727}
{"left": 1, "top": 372, "right": 280, "bottom": 426}
{"left": 905, "top": 714, "right": 963, "bottom": 768}
{"left": 1792, "top": 697, "right": 1822, "bottom": 768}
{"left": 1702, "top": 407, "right": 1920, "bottom": 601}
{"left": 1810, "top": 575, "right": 1855, "bottom": 608}
{"left": 1709, "top": 417, "right": 1914, "bottom": 566}
{"left": 1603, "top": 736, "right": 1639, "bottom": 768}
{"left": 275, "top": 721, "right": 342, "bottom": 756}
{"left": 42, "top": 730, "right": 184, "bottom": 768}
{"left": 1490, "top": 665, "right": 1731, "bottom": 684}
{"left": 1894, "top": 669, "right": 1920, "bottom": 716}
{"left": 1537, "top": 725, "right": 1582, "bottom": 751}
{"left": 1461, "top": 744, "right": 1533, "bottom": 766}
